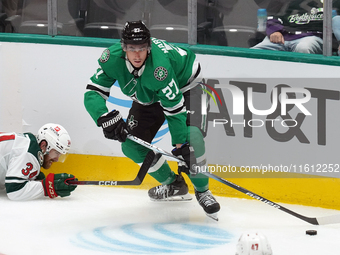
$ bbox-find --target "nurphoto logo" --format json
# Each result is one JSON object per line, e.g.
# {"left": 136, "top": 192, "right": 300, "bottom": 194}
{"left": 198, "top": 82, "right": 223, "bottom": 115}
{"left": 201, "top": 81, "right": 312, "bottom": 129}
{"left": 219, "top": 84, "right": 311, "bottom": 116}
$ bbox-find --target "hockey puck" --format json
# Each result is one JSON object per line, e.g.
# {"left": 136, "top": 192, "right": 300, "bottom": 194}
{"left": 306, "top": 230, "right": 317, "bottom": 236}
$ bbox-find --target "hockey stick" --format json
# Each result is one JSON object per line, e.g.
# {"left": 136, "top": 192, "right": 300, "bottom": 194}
{"left": 67, "top": 150, "right": 154, "bottom": 186}
{"left": 126, "top": 134, "right": 183, "bottom": 163}
{"left": 127, "top": 134, "right": 340, "bottom": 225}
{"left": 202, "top": 171, "right": 340, "bottom": 225}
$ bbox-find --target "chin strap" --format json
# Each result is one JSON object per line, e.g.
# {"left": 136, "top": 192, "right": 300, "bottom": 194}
{"left": 125, "top": 59, "right": 146, "bottom": 78}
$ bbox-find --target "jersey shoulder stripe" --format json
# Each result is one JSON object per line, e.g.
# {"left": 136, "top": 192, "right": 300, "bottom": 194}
{"left": 0, "top": 134, "right": 15, "bottom": 142}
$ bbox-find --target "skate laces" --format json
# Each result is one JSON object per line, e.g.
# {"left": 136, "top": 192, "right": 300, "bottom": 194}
{"left": 154, "top": 185, "right": 169, "bottom": 198}
{"left": 197, "top": 190, "right": 216, "bottom": 207}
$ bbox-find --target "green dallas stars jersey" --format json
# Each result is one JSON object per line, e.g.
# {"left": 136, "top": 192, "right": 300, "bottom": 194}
{"left": 85, "top": 37, "right": 199, "bottom": 145}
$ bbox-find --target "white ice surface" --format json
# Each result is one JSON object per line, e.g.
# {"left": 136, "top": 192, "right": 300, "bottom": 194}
{"left": 1, "top": 186, "right": 340, "bottom": 255}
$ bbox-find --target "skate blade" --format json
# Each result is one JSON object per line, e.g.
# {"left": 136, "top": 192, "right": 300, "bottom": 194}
{"left": 150, "top": 193, "right": 192, "bottom": 202}
{"left": 206, "top": 212, "right": 219, "bottom": 221}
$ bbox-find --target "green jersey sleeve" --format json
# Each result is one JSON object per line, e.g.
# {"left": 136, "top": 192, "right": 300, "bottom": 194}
{"left": 150, "top": 40, "right": 197, "bottom": 145}
{"left": 84, "top": 45, "right": 128, "bottom": 125}
{"left": 84, "top": 52, "right": 117, "bottom": 125}
{"left": 156, "top": 73, "right": 187, "bottom": 145}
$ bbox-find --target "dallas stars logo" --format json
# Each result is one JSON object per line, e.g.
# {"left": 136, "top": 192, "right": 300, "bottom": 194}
{"left": 154, "top": 66, "right": 168, "bottom": 81}
{"left": 100, "top": 49, "right": 110, "bottom": 63}
{"left": 128, "top": 115, "right": 138, "bottom": 130}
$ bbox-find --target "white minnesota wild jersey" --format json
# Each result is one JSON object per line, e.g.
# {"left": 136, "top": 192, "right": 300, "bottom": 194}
{"left": 0, "top": 132, "right": 45, "bottom": 200}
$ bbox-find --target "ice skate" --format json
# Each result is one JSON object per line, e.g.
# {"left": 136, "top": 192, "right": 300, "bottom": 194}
{"left": 195, "top": 189, "right": 220, "bottom": 221}
{"left": 148, "top": 174, "right": 192, "bottom": 201}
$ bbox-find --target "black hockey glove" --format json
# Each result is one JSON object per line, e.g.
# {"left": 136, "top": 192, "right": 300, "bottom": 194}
{"left": 97, "top": 110, "right": 128, "bottom": 142}
{"left": 172, "top": 142, "right": 197, "bottom": 175}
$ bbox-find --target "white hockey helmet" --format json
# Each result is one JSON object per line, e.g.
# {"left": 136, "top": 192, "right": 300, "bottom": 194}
{"left": 37, "top": 123, "right": 71, "bottom": 156}
{"left": 235, "top": 232, "right": 273, "bottom": 255}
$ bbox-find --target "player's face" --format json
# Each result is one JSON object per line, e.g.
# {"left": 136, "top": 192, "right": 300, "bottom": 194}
{"left": 124, "top": 43, "right": 149, "bottom": 68}
{"left": 42, "top": 149, "right": 61, "bottom": 169}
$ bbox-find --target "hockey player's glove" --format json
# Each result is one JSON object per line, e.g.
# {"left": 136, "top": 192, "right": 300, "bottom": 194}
{"left": 42, "top": 173, "right": 77, "bottom": 198}
{"left": 172, "top": 142, "right": 197, "bottom": 175}
{"left": 97, "top": 110, "right": 128, "bottom": 142}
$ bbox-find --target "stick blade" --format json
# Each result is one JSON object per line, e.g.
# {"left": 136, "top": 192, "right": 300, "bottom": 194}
{"left": 66, "top": 151, "right": 155, "bottom": 186}
{"left": 316, "top": 214, "right": 340, "bottom": 225}
{"left": 116, "top": 150, "right": 155, "bottom": 185}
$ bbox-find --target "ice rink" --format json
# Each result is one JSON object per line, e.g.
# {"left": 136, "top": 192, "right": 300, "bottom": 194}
{"left": 1, "top": 186, "right": 340, "bottom": 255}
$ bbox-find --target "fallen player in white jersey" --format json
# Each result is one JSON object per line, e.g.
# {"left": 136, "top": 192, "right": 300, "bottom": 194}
{"left": 0, "top": 123, "right": 77, "bottom": 200}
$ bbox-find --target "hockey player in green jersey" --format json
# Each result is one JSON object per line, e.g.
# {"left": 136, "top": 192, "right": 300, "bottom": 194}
{"left": 0, "top": 123, "right": 77, "bottom": 200}
{"left": 84, "top": 21, "right": 220, "bottom": 219}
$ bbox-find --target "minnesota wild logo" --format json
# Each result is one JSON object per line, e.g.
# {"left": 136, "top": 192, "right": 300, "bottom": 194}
{"left": 154, "top": 66, "right": 168, "bottom": 81}
{"left": 100, "top": 49, "right": 110, "bottom": 63}
{"left": 38, "top": 151, "right": 44, "bottom": 166}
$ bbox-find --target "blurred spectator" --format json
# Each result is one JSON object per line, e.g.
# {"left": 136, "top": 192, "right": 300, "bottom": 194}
{"left": 332, "top": 15, "right": 340, "bottom": 55}
{"left": 2, "top": 0, "right": 19, "bottom": 17}
{"left": 252, "top": 0, "right": 340, "bottom": 54}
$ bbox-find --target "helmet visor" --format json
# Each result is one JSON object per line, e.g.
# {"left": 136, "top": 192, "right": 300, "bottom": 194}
{"left": 58, "top": 153, "right": 69, "bottom": 163}
{"left": 125, "top": 44, "right": 149, "bottom": 52}
{"left": 48, "top": 149, "right": 69, "bottom": 163}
